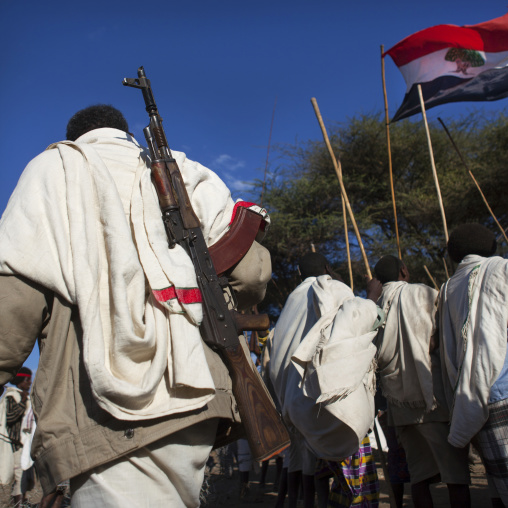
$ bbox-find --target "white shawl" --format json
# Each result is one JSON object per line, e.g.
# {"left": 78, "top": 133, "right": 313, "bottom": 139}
{"left": 270, "top": 275, "right": 381, "bottom": 461}
{"left": 0, "top": 128, "right": 238, "bottom": 420}
{"left": 20, "top": 407, "right": 35, "bottom": 471}
{"left": 377, "top": 281, "right": 438, "bottom": 412}
{"left": 440, "top": 254, "right": 508, "bottom": 447}
{"left": 0, "top": 387, "right": 21, "bottom": 485}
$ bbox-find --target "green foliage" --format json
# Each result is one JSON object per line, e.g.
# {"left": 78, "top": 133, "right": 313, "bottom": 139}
{"left": 250, "top": 109, "right": 508, "bottom": 319}
{"left": 445, "top": 48, "right": 486, "bottom": 67}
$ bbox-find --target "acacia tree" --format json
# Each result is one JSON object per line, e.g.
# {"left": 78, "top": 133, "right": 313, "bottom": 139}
{"left": 251, "top": 109, "right": 508, "bottom": 318}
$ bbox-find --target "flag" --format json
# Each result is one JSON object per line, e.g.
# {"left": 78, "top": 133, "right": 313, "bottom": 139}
{"left": 384, "top": 13, "right": 508, "bottom": 121}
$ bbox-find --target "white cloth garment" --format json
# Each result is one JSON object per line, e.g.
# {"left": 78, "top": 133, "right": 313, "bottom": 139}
{"left": 269, "top": 275, "right": 381, "bottom": 461}
{"left": 0, "top": 128, "right": 238, "bottom": 421}
{"left": 376, "top": 281, "right": 438, "bottom": 412}
{"left": 0, "top": 387, "right": 21, "bottom": 485}
{"left": 20, "top": 408, "right": 35, "bottom": 471}
{"left": 70, "top": 418, "right": 218, "bottom": 508}
{"left": 237, "top": 438, "right": 253, "bottom": 473}
{"left": 440, "top": 254, "right": 508, "bottom": 447}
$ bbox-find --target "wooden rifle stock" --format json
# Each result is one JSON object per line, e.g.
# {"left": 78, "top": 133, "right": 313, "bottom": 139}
{"left": 123, "top": 67, "right": 290, "bottom": 461}
{"left": 223, "top": 343, "right": 289, "bottom": 460}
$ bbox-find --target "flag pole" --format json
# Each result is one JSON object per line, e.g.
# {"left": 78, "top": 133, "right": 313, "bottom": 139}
{"left": 311, "top": 97, "right": 372, "bottom": 280}
{"left": 417, "top": 84, "right": 449, "bottom": 242}
{"left": 437, "top": 117, "right": 508, "bottom": 244}
{"left": 381, "top": 45, "right": 402, "bottom": 259}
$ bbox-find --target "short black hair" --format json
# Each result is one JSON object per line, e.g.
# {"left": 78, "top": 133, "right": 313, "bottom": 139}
{"left": 66, "top": 104, "right": 129, "bottom": 141}
{"left": 298, "top": 252, "right": 329, "bottom": 280}
{"left": 11, "top": 366, "right": 32, "bottom": 386}
{"left": 374, "top": 255, "right": 403, "bottom": 284}
{"left": 447, "top": 223, "right": 497, "bottom": 263}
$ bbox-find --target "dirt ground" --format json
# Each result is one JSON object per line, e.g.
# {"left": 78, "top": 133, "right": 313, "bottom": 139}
{"left": 0, "top": 474, "right": 67, "bottom": 508}
{"left": 201, "top": 447, "right": 492, "bottom": 507}
{"left": 0, "top": 448, "right": 491, "bottom": 507}
{"left": 0, "top": 479, "right": 46, "bottom": 507}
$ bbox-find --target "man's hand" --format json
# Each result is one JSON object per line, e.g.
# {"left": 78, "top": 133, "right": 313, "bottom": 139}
{"left": 366, "top": 277, "right": 383, "bottom": 302}
{"left": 21, "top": 390, "right": 28, "bottom": 402}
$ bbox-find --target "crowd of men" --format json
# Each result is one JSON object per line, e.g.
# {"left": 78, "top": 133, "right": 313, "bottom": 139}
{"left": 266, "top": 225, "right": 508, "bottom": 508}
{"left": 0, "top": 104, "right": 507, "bottom": 508}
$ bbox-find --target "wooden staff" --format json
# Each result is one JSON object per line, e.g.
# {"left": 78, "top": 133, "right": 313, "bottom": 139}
{"left": 381, "top": 45, "right": 402, "bottom": 259}
{"left": 269, "top": 278, "right": 285, "bottom": 310}
{"left": 442, "top": 257, "right": 450, "bottom": 280}
{"left": 423, "top": 265, "right": 439, "bottom": 290}
{"left": 310, "top": 100, "right": 354, "bottom": 288}
{"left": 344, "top": 210, "right": 353, "bottom": 290}
{"left": 417, "top": 84, "right": 449, "bottom": 242}
{"left": 253, "top": 101, "right": 278, "bottom": 358}
{"left": 437, "top": 117, "right": 508, "bottom": 244}
{"left": 311, "top": 98, "right": 372, "bottom": 279}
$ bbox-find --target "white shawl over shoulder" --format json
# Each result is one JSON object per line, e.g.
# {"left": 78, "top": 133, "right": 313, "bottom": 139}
{"left": 440, "top": 255, "right": 508, "bottom": 447}
{"left": 377, "top": 281, "right": 438, "bottom": 412}
{"left": 0, "top": 387, "right": 21, "bottom": 485}
{"left": 270, "top": 275, "right": 382, "bottom": 461}
{"left": 0, "top": 128, "right": 238, "bottom": 421}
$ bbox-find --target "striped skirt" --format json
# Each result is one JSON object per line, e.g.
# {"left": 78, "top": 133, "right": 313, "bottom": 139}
{"left": 474, "top": 398, "right": 508, "bottom": 504}
{"left": 325, "top": 435, "right": 379, "bottom": 508}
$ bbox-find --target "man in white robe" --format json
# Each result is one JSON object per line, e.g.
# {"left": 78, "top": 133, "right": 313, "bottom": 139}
{"left": 375, "top": 255, "right": 470, "bottom": 508}
{"left": 0, "top": 105, "right": 272, "bottom": 507}
{"left": 269, "top": 252, "right": 383, "bottom": 508}
{"left": 440, "top": 223, "right": 508, "bottom": 507}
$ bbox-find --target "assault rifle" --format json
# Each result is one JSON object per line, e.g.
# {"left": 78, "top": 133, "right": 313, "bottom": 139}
{"left": 123, "top": 67, "right": 290, "bottom": 461}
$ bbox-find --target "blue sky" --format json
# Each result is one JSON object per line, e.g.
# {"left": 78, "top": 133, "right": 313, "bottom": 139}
{"left": 1, "top": 0, "right": 507, "bottom": 372}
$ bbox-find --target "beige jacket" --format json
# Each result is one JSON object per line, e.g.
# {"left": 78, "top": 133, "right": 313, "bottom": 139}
{"left": 0, "top": 240, "right": 269, "bottom": 494}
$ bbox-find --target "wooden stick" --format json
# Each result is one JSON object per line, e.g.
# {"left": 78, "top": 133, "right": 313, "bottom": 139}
{"left": 423, "top": 265, "right": 439, "bottom": 291}
{"left": 311, "top": 98, "right": 372, "bottom": 279}
{"left": 269, "top": 279, "right": 285, "bottom": 310}
{"left": 437, "top": 117, "right": 508, "bottom": 245}
{"left": 417, "top": 85, "right": 449, "bottom": 242}
{"left": 310, "top": 99, "right": 353, "bottom": 288}
{"left": 311, "top": 243, "right": 316, "bottom": 253}
{"left": 342, "top": 196, "right": 354, "bottom": 290}
{"left": 442, "top": 257, "right": 450, "bottom": 280}
{"left": 381, "top": 45, "right": 402, "bottom": 259}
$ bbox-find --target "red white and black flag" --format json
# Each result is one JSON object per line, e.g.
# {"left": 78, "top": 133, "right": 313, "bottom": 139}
{"left": 384, "top": 13, "right": 508, "bottom": 121}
